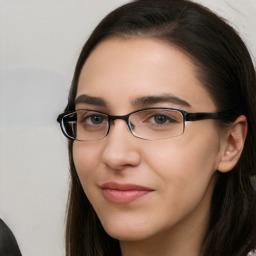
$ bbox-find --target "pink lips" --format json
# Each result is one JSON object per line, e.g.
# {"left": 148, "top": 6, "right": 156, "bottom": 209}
{"left": 100, "top": 182, "right": 153, "bottom": 203}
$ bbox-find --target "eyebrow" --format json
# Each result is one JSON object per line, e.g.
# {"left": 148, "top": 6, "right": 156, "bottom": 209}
{"left": 131, "top": 94, "right": 191, "bottom": 108}
{"left": 75, "top": 93, "right": 191, "bottom": 109}
{"left": 75, "top": 94, "right": 107, "bottom": 107}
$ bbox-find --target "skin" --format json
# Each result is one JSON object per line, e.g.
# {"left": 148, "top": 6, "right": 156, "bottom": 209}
{"left": 72, "top": 37, "right": 246, "bottom": 256}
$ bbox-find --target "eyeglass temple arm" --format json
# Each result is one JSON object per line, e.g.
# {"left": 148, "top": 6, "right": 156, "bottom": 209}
{"left": 185, "top": 109, "right": 239, "bottom": 122}
{"left": 57, "top": 113, "right": 77, "bottom": 123}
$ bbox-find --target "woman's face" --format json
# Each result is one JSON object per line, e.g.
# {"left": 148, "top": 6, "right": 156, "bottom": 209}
{"left": 73, "top": 37, "right": 224, "bottom": 243}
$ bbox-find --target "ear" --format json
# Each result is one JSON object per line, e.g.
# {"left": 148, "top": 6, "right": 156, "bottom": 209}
{"left": 217, "top": 115, "right": 247, "bottom": 173}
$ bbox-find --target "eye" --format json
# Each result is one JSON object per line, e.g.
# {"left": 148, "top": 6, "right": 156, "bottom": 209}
{"left": 134, "top": 109, "right": 181, "bottom": 127}
{"left": 77, "top": 111, "right": 108, "bottom": 126}
{"left": 153, "top": 114, "right": 171, "bottom": 124}
{"left": 87, "top": 114, "right": 104, "bottom": 124}
{"left": 149, "top": 112, "right": 178, "bottom": 126}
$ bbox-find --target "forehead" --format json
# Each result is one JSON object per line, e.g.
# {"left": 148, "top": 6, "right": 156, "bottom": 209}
{"left": 76, "top": 37, "right": 216, "bottom": 112}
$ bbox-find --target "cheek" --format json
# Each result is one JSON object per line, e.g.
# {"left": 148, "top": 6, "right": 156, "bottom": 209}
{"left": 72, "top": 142, "right": 102, "bottom": 187}
{"left": 141, "top": 132, "right": 221, "bottom": 224}
{"left": 144, "top": 127, "right": 221, "bottom": 191}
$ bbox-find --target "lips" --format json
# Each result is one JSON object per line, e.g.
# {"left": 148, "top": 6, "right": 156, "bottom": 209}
{"left": 100, "top": 182, "right": 154, "bottom": 203}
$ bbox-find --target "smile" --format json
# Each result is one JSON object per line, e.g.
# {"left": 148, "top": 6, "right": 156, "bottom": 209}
{"left": 100, "top": 182, "right": 154, "bottom": 204}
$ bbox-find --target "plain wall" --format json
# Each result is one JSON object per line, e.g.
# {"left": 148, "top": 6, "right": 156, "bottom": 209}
{"left": 0, "top": 1, "right": 255, "bottom": 255}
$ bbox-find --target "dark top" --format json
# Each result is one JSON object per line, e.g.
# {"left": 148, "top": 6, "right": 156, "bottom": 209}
{"left": 0, "top": 219, "right": 22, "bottom": 256}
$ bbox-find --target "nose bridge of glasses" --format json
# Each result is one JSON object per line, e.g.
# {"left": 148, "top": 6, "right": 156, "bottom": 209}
{"left": 109, "top": 114, "right": 131, "bottom": 127}
{"left": 103, "top": 114, "right": 134, "bottom": 141}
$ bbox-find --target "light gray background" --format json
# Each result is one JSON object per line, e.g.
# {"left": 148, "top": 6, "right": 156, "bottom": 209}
{"left": 0, "top": 1, "right": 255, "bottom": 255}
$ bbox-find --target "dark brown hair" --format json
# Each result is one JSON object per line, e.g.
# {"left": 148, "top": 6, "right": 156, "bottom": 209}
{"left": 64, "top": 0, "right": 256, "bottom": 255}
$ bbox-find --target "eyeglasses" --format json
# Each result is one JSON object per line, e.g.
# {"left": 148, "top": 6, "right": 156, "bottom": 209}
{"left": 57, "top": 107, "right": 234, "bottom": 141}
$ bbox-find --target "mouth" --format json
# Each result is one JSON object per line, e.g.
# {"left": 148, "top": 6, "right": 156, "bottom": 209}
{"left": 100, "top": 182, "right": 154, "bottom": 204}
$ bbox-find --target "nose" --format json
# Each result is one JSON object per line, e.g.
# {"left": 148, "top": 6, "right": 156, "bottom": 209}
{"left": 102, "top": 119, "right": 141, "bottom": 170}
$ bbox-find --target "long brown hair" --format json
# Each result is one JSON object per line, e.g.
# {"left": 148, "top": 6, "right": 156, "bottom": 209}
{"left": 63, "top": 0, "right": 256, "bottom": 255}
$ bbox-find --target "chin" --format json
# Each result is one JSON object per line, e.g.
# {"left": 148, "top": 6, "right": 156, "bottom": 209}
{"left": 106, "top": 229, "right": 149, "bottom": 242}
{"left": 100, "top": 217, "right": 155, "bottom": 242}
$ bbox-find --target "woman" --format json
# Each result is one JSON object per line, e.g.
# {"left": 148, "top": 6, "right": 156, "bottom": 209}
{"left": 57, "top": 0, "right": 256, "bottom": 255}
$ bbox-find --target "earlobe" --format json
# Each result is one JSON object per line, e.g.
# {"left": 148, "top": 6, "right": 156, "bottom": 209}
{"left": 217, "top": 115, "right": 247, "bottom": 173}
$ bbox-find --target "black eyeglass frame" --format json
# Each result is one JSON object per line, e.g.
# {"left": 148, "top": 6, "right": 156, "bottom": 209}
{"left": 57, "top": 107, "right": 238, "bottom": 141}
